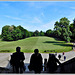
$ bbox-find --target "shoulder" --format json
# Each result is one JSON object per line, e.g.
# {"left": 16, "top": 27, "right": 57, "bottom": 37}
{"left": 13, "top": 52, "right": 16, "bottom": 55}
{"left": 32, "top": 53, "right": 35, "bottom": 56}
{"left": 19, "top": 52, "right": 24, "bottom": 54}
{"left": 38, "top": 53, "right": 42, "bottom": 56}
{"left": 31, "top": 53, "right": 35, "bottom": 57}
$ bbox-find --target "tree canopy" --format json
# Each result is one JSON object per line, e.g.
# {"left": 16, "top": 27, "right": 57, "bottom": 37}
{"left": 54, "top": 17, "right": 72, "bottom": 42}
{"left": 1, "top": 17, "right": 75, "bottom": 42}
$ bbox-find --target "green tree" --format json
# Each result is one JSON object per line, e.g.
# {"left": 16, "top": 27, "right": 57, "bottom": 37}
{"left": 70, "top": 18, "right": 75, "bottom": 42}
{"left": 46, "top": 29, "right": 53, "bottom": 37}
{"left": 54, "top": 17, "right": 72, "bottom": 42}
{"left": 0, "top": 35, "right": 1, "bottom": 39}
{"left": 40, "top": 31, "right": 44, "bottom": 36}
{"left": 33, "top": 30, "right": 40, "bottom": 36}
{"left": 1, "top": 25, "right": 10, "bottom": 37}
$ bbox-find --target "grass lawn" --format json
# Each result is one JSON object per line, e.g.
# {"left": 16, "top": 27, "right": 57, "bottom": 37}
{"left": 0, "top": 36, "right": 73, "bottom": 53}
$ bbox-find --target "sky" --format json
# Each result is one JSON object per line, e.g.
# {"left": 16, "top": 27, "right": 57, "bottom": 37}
{"left": 0, "top": 1, "right": 75, "bottom": 34}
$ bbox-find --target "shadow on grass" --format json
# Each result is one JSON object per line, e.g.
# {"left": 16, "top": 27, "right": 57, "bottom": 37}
{"left": 43, "top": 41, "right": 65, "bottom": 44}
{"left": 54, "top": 37, "right": 64, "bottom": 41}
{"left": 43, "top": 41, "right": 73, "bottom": 47}
{"left": 0, "top": 50, "right": 10, "bottom": 52}
{"left": 53, "top": 43, "right": 73, "bottom": 47}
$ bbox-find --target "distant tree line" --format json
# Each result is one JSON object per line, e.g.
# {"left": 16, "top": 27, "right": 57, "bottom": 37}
{"left": 1, "top": 17, "right": 75, "bottom": 42}
{"left": 1, "top": 25, "right": 45, "bottom": 41}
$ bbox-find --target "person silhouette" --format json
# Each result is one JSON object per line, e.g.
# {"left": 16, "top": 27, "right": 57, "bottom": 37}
{"left": 10, "top": 47, "right": 25, "bottom": 73}
{"left": 58, "top": 54, "right": 61, "bottom": 60}
{"left": 64, "top": 55, "right": 66, "bottom": 61}
{"left": 62, "top": 52, "right": 65, "bottom": 56}
{"left": 28, "top": 49, "right": 43, "bottom": 73}
{"left": 47, "top": 54, "right": 61, "bottom": 73}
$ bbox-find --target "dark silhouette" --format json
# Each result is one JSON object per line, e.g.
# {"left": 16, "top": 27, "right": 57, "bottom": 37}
{"left": 10, "top": 47, "right": 25, "bottom": 73}
{"left": 47, "top": 54, "right": 61, "bottom": 73}
{"left": 28, "top": 49, "right": 43, "bottom": 73}
{"left": 62, "top": 52, "right": 65, "bottom": 55}
{"left": 58, "top": 54, "right": 61, "bottom": 60}
{"left": 44, "top": 58, "right": 47, "bottom": 71}
{"left": 64, "top": 56, "right": 66, "bottom": 61}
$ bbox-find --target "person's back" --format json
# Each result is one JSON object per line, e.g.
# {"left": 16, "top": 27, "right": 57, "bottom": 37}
{"left": 10, "top": 47, "right": 25, "bottom": 73}
{"left": 28, "top": 49, "right": 43, "bottom": 73}
{"left": 47, "top": 54, "right": 61, "bottom": 73}
{"left": 13, "top": 51, "right": 25, "bottom": 66}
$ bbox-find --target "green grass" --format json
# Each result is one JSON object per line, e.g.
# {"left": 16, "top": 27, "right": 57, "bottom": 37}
{"left": 0, "top": 36, "right": 73, "bottom": 53}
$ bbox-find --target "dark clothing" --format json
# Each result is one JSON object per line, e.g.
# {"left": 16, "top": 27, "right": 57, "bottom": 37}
{"left": 64, "top": 56, "right": 66, "bottom": 61}
{"left": 62, "top": 52, "right": 65, "bottom": 55}
{"left": 47, "top": 55, "right": 61, "bottom": 73}
{"left": 28, "top": 53, "right": 43, "bottom": 73}
{"left": 58, "top": 54, "right": 61, "bottom": 60}
{"left": 10, "top": 52, "right": 25, "bottom": 73}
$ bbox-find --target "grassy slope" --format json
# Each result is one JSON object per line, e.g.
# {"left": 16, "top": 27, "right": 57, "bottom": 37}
{"left": 0, "top": 36, "right": 73, "bottom": 53}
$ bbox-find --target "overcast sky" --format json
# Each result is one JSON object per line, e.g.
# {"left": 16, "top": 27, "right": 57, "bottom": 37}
{"left": 0, "top": 1, "right": 75, "bottom": 34}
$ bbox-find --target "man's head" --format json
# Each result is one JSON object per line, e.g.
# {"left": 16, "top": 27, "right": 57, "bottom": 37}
{"left": 34, "top": 49, "right": 39, "bottom": 54}
{"left": 16, "top": 47, "right": 21, "bottom": 52}
{"left": 49, "top": 53, "right": 55, "bottom": 58}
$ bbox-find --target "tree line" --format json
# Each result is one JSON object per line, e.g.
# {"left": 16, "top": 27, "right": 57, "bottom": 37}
{"left": 1, "top": 17, "right": 75, "bottom": 42}
{"left": 1, "top": 25, "right": 45, "bottom": 41}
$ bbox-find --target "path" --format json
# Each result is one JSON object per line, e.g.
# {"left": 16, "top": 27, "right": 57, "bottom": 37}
{"left": 0, "top": 50, "right": 75, "bottom": 72}
{"left": 0, "top": 52, "right": 74, "bottom": 66}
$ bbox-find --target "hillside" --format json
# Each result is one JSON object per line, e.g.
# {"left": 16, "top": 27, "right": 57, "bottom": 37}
{"left": 0, "top": 36, "right": 73, "bottom": 53}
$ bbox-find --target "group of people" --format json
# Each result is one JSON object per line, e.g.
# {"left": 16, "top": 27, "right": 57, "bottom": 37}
{"left": 57, "top": 52, "right": 66, "bottom": 61}
{"left": 10, "top": 47, "right": 61, "bottom": 73}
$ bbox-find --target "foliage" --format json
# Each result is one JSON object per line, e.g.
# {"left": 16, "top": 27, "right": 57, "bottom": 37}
{"left": 1, "top": 25, "right": 32, "bottom": 41}
{"left": 0, "top": 35, "right": 1, "bottom": 39}
{"left": 70, "top": 18, "right": 75, "bottom": 42}
{"left": 46, "top": 29, "right": 54, "bottom": 37}
{"left": 40, "top": 31, "right": 45, "bottom": 36}
{"left": 1, "top": 17, "right": 75, "bottom": 42}
{"left": 54, "top": 17, "right": 72, "bottom": 42}
{"left": 33, "top": 30, "right": 40, "bottom": 36}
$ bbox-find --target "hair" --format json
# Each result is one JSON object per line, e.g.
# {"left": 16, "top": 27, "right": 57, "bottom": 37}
{"left": 49, "top": 54, "right": 55, "bottom": 59}
{"left": 34, "top": 49, "right": 39, "bottom": 53}
{"left": 16, "top": 47, "right": 21, "bottom": 52}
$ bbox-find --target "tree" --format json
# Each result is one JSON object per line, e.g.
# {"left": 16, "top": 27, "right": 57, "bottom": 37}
{"left": 33, "top": 30, "right": 40, "bottom": 36}
{"left": 40, "top": 31, "right": 44, "bottom": 36}
{"left": 46, "top": 29, "right": 53, "bottom": 37}
{"left": 1, "top": 25, "right": 10, "bottom": 37}
{"left": 70, "top": 18, "right": 75, "bottom": 42}
{"left": 54, "top": 17, "right": 72, "bottom": 42}
{"left": 8, "top": 26, "right": 14, "bottom": 32}
{"left": 0, "top": 35, "right": 1, "bottom": 39}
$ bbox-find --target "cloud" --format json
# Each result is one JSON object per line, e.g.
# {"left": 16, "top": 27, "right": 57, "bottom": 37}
{"left": 26, "top": 20, "right": 55, "bottom": 32}
{"left": 41, "top": 21, "right": 55, "bottom": 30}
{"left": 30, "top": 17, "right": 42, "bottom": 23}
{"left": 4, "top": 15, "right": 25, "bottom": 21}
{"left": 66, "top": 11, "right": 75, "bottom": 23}
{"left": 70, "top": 7, "right": 75, "bottom": 9}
